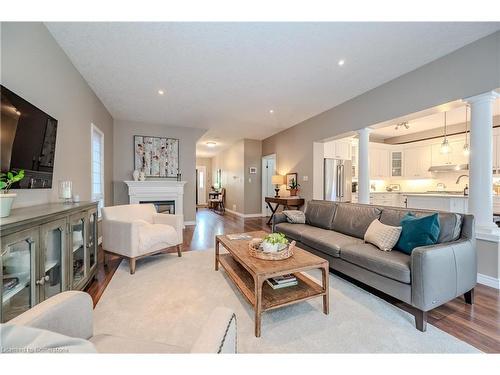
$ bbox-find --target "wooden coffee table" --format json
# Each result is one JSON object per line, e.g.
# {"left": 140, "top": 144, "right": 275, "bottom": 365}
{"left": 215, "top": 230, "right": 329, "bottom": 337}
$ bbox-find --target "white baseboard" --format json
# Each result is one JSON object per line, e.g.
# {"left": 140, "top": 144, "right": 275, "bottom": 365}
{"left": 477, "top": 273, "right": 500, "bottom": 289}
{"left": 225, "top": 208, "right": 264, "bottom": 218}
{"left": 184, "top": 221, "right": 196, "bottom": 226}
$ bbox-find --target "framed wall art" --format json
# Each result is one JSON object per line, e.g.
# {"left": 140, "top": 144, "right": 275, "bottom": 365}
{"left": 286, "top": 172, "right": 298, "bottom": 190}
{"left": 134, "top": 135, "right": 179, "bottom": 178}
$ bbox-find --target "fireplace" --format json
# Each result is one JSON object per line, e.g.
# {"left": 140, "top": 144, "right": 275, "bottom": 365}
{"left": 140, "top": 200, "right": 175, "bottom": 214}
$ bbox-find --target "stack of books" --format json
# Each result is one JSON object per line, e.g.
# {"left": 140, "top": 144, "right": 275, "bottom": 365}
{"left": 266, "top": 274, "right": 298, "bottom": 289}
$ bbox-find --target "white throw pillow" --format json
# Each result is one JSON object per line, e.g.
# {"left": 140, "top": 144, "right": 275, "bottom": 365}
{"left": 282, "top": 210, "right": 306, "bottom": 224}
{"left": 364, "top": 219, "right": 402, "bottom": 252}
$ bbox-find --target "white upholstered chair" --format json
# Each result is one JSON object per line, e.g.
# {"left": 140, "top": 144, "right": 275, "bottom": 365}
{"left": 102, "top": 204, "right": 183, "bottom": 274}
{"left": 1, "top": 291, "right": 237, "bottom": 353}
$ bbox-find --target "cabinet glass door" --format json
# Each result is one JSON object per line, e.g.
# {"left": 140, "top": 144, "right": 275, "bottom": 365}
{"left": 40, "top": 219, "right": 66, "bottom": 300}
{"left": 87, "top": 209, "right": 98, "bottom": 272}
{"left": 1, "top": 229, "right": 38, "bottom": 322}
{"left": 71, "top": 216, "right": 86, "bottom": 288}
{"left": 391, "top": 152, "right": 402, "bottom": 177}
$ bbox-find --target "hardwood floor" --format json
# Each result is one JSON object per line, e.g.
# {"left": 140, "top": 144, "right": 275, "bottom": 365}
{"left": 85, "top": 208, "right": 500, "bottom": 353}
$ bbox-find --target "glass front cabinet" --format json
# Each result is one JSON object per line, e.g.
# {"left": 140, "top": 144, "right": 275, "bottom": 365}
{"left": 1, "top": 202, "right": 98, "bottom": 323}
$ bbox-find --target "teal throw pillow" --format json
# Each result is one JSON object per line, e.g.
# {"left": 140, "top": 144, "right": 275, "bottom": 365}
{"left": 395, "top": 212, "right": 440, "bottom": 254}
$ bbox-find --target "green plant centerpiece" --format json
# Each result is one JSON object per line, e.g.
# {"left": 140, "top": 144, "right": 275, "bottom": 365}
{"left": 288, "top": 178, "right": 300, "bottom": 196}
{"left": 262, "top": 232, "right": 289, "bottom": 253}
{"left": 0, "top": 169, "right": 25, "bottom": 218}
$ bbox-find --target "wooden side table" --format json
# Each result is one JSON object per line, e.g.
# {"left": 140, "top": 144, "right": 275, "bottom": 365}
{"left": 264, "top": 197, "right": 305, "bottom": 225}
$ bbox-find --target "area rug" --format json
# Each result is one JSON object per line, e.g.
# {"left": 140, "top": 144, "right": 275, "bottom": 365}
{"left": 93, "top": 249, "right": 480, "bottom": 353}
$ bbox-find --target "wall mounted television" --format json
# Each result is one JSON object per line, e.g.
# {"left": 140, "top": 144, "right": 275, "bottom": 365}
{"left": 1, "top": 85, "right": 58, "bottom": 189}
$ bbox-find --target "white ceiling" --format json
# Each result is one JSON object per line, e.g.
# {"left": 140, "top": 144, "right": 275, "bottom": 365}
{"left": 371, "top": 98, "right": 500, "bottom": 140}
{"left": 45, "top": 22, "right": 500, "bottom": 157}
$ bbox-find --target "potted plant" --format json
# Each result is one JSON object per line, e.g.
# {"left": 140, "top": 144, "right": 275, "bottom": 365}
{"left": 288, "top": 177, "right": 300, "bottom": 196}
{"left": 261, "top": 232, "right": 288, "bottom": 253}
{"left": 0, "top": 170, "right": 25, "bottom": 218}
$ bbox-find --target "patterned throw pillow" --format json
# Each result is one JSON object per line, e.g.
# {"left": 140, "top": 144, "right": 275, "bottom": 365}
{"left": 283, "top": 210, "right": 306, "bottom": 224}
{"left": 364, "top": 219, "right": 402, "bottom": 251}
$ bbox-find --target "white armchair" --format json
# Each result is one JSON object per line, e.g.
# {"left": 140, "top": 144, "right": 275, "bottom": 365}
{"left": 102, "top": 204, "right": 184, "bottom": 274}
{"left": 1, "top": 291, "right": 237, "bottom": 353}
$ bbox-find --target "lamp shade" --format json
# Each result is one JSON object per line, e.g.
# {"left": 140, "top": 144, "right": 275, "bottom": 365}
{"left": 271, "top": 175, "right": 285, "bottom": 185}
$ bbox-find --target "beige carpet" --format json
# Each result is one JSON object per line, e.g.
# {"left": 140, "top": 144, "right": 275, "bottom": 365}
{"left": 93, "top": 249, "right": 480, "bottom": 353}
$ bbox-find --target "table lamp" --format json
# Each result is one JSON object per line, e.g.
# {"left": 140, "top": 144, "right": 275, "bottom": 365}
{"left": 271, "top": 175, "right": 285, "bottom": 197}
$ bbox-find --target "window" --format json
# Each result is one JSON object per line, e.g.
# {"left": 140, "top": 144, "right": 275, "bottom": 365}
{"left": 91, "top": 124, "right": 104, "bottom": 217}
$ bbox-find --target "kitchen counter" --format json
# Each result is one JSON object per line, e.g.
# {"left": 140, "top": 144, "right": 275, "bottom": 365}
{"left": 404, "top": 193, "right": 468, "bottom": 198}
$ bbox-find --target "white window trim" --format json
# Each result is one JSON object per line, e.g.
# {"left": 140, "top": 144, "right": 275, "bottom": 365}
{"left": 91, "top": 123, "right": 104, "bottom": 218}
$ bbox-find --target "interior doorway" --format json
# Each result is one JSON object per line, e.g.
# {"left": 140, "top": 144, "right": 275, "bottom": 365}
{"left": 261, "top": 154, "right": 276, "bottom": 216}
{"left": 196, "top": 165, "right": 207, "bottom": 206}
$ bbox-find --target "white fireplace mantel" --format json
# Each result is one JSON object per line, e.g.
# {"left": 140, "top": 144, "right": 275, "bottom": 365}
{"left": 124, "top": 180, "right": 187, "bottom": 218}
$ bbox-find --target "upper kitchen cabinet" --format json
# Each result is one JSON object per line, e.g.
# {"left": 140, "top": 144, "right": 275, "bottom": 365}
{"left": 390, "top": 151, "right": 403, "bottom": 177}
{"left": 404, "top": 145, "right": 432, "bottom": 178}
{"left": 370, "top": 145, "right": 390, "bottom": 178}
{"left": 324, "top": 140, "right": 351, "bottom": 160}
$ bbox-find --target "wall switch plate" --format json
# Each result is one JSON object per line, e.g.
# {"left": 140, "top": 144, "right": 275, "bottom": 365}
{"left": 303, "top": 176, "right": 309, "bottom": 181}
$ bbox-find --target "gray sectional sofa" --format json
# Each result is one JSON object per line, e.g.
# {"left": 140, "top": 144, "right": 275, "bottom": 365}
{"left": 273, "top": 200, "right": 477, "bottom": 331}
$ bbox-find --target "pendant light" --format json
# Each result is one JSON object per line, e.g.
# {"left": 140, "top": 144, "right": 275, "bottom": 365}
{"left": 440, "top": 111, "right": 451, "bottom": 154}
{"left": 463, "top": 105, "right": 470, "bottom": 156}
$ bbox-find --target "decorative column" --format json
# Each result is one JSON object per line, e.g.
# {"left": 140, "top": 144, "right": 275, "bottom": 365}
{"left": 466, "top": 91, "right": 500, "bottom": 231}
{"left": 358, "top": 127, "right": 371, "bottom": 204}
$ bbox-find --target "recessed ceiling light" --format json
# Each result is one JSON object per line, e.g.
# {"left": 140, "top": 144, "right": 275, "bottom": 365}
{"left": 206, "top": 141, "right": 217, "bottom": 148}
{"left": 158, "top": 89, "right": 165, "bottom": 95}
{"left": 269, "top": 109, "right": 274, "bottom": 114}
{"left": 338, "top": 59, "right": 345, "bottom": 66}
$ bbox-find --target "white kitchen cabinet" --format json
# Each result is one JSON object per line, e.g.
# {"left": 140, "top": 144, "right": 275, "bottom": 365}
{"left": 404, "top": 145, "right": 432, "bottom": 178}
{"left": 370, "top": 193, "right": 405, "bottom": 207}
{"left": 324, "top": 140, "right": 351, "bottom": 160}
{"left": 391, "top": 151, "right": 403, "bottom": 177}
{"left": 430, "top": 141, "right": 468, "bottom": 166}
{"left": 406, "top": 194, "right": 468, "bottom": 214}
{"left": 369, "top": 146, "right": 390, "bottom": 179}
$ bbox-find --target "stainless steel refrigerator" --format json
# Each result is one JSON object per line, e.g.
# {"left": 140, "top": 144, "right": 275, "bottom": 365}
{"left": 324, "top": 158, "right": 352, "bottom": 202}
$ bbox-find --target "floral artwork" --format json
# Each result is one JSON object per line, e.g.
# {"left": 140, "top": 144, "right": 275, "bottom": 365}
{"left": 134, "top": 135, "right": 179, "bottom": 177}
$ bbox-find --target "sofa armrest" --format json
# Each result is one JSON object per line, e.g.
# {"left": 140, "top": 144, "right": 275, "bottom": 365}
{"left": 102, "top": 218, "right": 142, "bottom": 256}
{"left": 153, "top": 213, "right": 183, "bottom": 244}
{"left": 7, "top": 291, "right": 94, "bottom": 340}
{"left": 190, "top": 307, "right": 237, "bottom": 353}
{"left": 272, "top": 213, "right": 288, "bottom": 231}
{"left": 411, "top": 239, "right": 477, "bottom": 311}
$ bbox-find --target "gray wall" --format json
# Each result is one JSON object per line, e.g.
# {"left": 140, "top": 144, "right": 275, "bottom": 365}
{"left": 211, "top": 139, "right": 262, "bottom": 215}
{"left": 262, "top": 31, "right": 500, "bottom": 203}
{"left": 113, "top": 119, "right": 205, "bottom": 222}
{"left": 1, "top": 22, "right": 114, "bottom": 209}
{"left": 243, "top": 139, "right": 263, "bottom": 215}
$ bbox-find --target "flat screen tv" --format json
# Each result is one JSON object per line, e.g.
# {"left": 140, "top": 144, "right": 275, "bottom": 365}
{"left": 1, "top": 85, "right": 58, "bottom": 189}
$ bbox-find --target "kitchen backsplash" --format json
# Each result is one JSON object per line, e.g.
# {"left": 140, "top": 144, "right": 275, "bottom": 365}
{"left": 370, "top": 171, "right": 471, "bottom": 193}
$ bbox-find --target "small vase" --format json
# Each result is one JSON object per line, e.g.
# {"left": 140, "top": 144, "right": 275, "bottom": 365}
{"left": 139, "top": 171, "right": 146, "bottom": 181}
{"left": 290, "top": 189, "right": 298, "bottom": 196}
{"left": 132, "top": 170, "right": 140, "bottom": 181}
{"left": 0, "top": 193, "right": 17, "bottom": 218}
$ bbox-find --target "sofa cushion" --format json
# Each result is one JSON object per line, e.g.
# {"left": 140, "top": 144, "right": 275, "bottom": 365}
{"left": 395, "top": 213, "right": 440, "bottom": 254}
{"left": 332, "top": 204, "right": 382, "bottom": 239}
{"left": 274, "top": 223, "right": 311, "bottom": 241}
{"left": 304, "top": 200, "right": 337, "bottom": 230}
{"left": 380, "top": 208, "right": 461, "bottom": 243}
{"left": 341, "top": 243, "right": 411, "bottom": 284}
{"left": 300, "top": 227, "right": 362, "bottom": 257}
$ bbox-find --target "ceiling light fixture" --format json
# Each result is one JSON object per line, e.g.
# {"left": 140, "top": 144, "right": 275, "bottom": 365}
{"left": 269, "top": 109, "right": 274, "bottom": 114}
{"left": 463, "top": 105, "right": 470, "bottom": 156}
{"left": 394, "top": 121, "right": 409, "bottom": 130}
{"left": 206, "top": 141, "right": 216, "bottom": 148}
{"left": 338, "top": 59, "right": 345, "bottom": 66}
{"left": 440, "top": 112, "right": 451, "bottom": 155}
{"left": 158, "top": 89, "right": 165, "bottom": 95}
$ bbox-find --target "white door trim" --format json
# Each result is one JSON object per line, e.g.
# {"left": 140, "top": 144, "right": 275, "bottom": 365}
{"left": 261, "top": 154, "right": 277, "bottom": 217}
{"left": 196, "top": 165, "right": 207, "bottom": 205}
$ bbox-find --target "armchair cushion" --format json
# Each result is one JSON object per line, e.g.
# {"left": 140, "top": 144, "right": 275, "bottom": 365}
{"left": 7, "top": 291, "right": 93, "bottom": 340}
{"left": 137, "top": 220, "right": 178, "bottom": 252}
{"left": 0, "top": 324, "right": 97, "bottom": 353}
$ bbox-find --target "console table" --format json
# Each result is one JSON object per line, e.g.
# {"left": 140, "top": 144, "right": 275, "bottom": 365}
{"left": 0, "top": 202, "right": 98, "bottom": 322}
{"left": 265, "top": 196, "right": 305, "bottom": 225}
